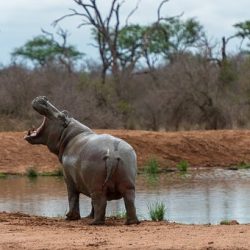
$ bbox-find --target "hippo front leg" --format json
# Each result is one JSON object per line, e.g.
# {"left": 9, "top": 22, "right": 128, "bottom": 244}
{"left": 66, "top": 184, "right": 81, "bottom": 220}
{"left": 84, "top": 202, "right": 94, "bottom": 219}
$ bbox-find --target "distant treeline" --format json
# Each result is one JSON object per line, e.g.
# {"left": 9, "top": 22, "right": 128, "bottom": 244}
{"left": 1, "top": 0, "right": 250, "bottom": 131}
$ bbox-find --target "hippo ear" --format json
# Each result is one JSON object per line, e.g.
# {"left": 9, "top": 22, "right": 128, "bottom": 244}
{"left": 62, "top": 110, "right": 70, "bottom": 117}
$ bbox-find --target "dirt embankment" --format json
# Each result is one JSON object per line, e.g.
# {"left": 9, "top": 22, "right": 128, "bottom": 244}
{"left": 1, "top": 129, "right": 250, "bottom": 174}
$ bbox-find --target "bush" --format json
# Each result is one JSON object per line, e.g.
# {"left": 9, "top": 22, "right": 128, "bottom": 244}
{"left": 114, "top": 210, "right": 127, "bottom": 219}
{"left": 238, "top": 162, "right": 250, "bottom": 169}
{"left": 144, "top": 158, "right": 160, "bottom": 175}
{"left": 26, "top": 167, "right": 38, "bottom": 178}
{"left": 176, "top": 160, "right": 189, "bottom": 172}
{"left": 148, "top": 201, "right": 166, "bottom": 221}
{"left": 220, "top": 220, "right": 239, "bottom": 225}
{"left": 0, "top": 173, "right": 7, "bottom": 178}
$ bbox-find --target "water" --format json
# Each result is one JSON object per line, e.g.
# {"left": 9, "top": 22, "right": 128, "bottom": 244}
{"left": 1, "top": 168, "right": 250, "bottom": 224}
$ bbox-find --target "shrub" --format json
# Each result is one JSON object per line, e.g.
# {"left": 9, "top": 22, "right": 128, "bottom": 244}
{"left": 0, "top": 173, "right": 7, "bottom": 178}
{"left": 26, "top": 167, "right": 38, "bottom": 178}
{"left": 176, "top": 160, "right": 189, "bottom": 172}
{"left": 115, "top": 210, "right": 127, "bottom": 219}
{"left": 238, "top": 162, "right": 250, "bottom": 169}
{"left": 148, "top": 201, "right": 166, "bottom": 221}
{"left": 144, "top": 158, "right": 160, "bottom": 175}
{"left": 220, "top": 220, "right": 239, "bottom": 225}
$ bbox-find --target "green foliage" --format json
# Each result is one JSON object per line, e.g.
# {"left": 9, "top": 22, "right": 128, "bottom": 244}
{"left": 144, "top": 158, "right": 160, "bottom": 175}
{"left": 12, "top": 34, "right": 83, "bottom": 67}
{"left": 105, "top": 16, "right": 205, "bottom": 69}
{"left": 12, "top": 36, "right": 55, "bottom": 65}
{"left": 26, "top": 167, "right": 38, "bottom": 178}
{"left": 220, "top": 219, "right": 239, "bottom": 225}
{"left": 118, "top": 24, "right": 145, "bottom": 59}
{"left": 238, "top": 162, "right": 250, "bottom": 169}
{"left": 220, "top": 220, "right": 230, "bottom": 225}
{"left": 234, "top": 20, "right": 250, "bottom": 38}
{"left": 176, "top": 160, "right": 189, "bottom": 172}
{"left": 112, "top": 210, "right": 127, "bottom": 219}
{"left": 41, "top": 168, "right": 64, "bottom": 177}
{"left": 143, "top": 17, "right": 203, "bottom": 57}
{"left": 0, "top": 173, "right": 7, "bottom": 178}
{"left": 148, "top": 201, "right": 166, "bottom": 221}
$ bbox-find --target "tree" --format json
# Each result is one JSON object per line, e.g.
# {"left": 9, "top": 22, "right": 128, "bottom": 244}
{"left": 116, "top": 17, "right": 204, "bottom": 83}
{"left": 12, "top": 29, "right": 83, "bottom": 72}
{"left": 54, "top": 0, "right": 140, "bottom": 86}
{"left": 233, "top": 20, "right": 250, "bottom": 51}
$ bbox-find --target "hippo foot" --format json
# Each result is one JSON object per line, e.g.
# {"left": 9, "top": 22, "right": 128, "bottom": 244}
{"left": 89, "top": 220, "right": 105, "bottom": 226}
{"left": 125, "top": 219, "right": 140, "bottom": 225}
{"left": 66, "top": 211, "right": 81, "bottom": 220}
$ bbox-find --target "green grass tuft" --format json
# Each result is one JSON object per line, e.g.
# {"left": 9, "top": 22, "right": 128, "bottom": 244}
{"left": 41, "top": 168, "right": 64, "bottom": 177}
{"left": 115, "top": 210, "right": 127, "bottom": 219}
{"left": 148, "top": 201, "right": 166, "bottom": 221}
{"left": 144, "top": 158, "right": 160, "bottom": 175}
{"left": 176, "top": 160, "right": 189, "bottom": 172}
{"left": 220, "top": 219, "right": 239, "bottom": 225}
{"left": 0, "top": 173, "right": 7, "bottom": 178}
{"left": 26, "top": 167, "right": 38, "bottom": 178}
{"left": 238, "top": 162, "right": 250, "bottom": 169}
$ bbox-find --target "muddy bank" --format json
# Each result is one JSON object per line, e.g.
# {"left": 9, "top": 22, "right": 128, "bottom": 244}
{"left": 1, "top": 130, "right": 250, "bottom": 174}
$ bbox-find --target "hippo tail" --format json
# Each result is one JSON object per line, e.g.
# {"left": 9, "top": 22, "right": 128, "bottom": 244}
{"left": 103, "top": 149, "right": 120, "bottom": 187}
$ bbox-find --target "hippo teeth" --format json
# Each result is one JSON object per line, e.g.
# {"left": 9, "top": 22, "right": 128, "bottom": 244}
{"left": 27, "top": 129, "right": 37, "bottom": 137}
{"left": 25, "top": 117, "right": 46, "bottom": 139}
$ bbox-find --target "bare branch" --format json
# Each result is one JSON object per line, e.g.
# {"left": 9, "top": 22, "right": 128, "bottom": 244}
{"left": 107, "top": 0, "right": 119, "bottom": 26}
{"left": 41, "top": 28, "right": 54, "bottom": 40}
{"left": 74, "top": 0, "right": 96, "bottom": 23}
{"left": 52, "top": 9, "right": 87, "bottom": 27}
{"left": 157, "top": 0, "right": 169, "bottom": 22}
{"left": 90, "top": 0, "right": 105, "bottom": 28}
{"left": 125, "top": 0, "right": 141, "bottom": 26}
{"left": 57, "top": 28, "right": 70, "bottom": 48}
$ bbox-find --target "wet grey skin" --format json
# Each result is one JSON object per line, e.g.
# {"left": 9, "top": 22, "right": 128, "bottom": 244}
{"left": 24, "top": 96, "right": 139, "bottom": 225}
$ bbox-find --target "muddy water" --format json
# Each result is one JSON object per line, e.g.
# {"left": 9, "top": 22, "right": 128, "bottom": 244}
{"left": 1, "top": 169, "right": 250, "bottom": 224}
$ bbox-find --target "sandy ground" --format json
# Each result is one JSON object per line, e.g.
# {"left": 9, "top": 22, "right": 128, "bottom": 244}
{"left": 1, "top": 129, "right": 250, "bottom": 249}
{"left": 0, "top": 212, "right": 250, "bottom": 250}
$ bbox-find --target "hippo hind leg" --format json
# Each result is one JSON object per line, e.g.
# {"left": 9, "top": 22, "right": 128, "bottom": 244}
{"left": 123, "top": 188, "right": 140, "bottom": 225}
{"left": 89, "top": 192, "right": 107, "bottom": 225}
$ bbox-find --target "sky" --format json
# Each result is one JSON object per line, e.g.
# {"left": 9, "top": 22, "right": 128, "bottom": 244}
{"left": 0, "top": 0, "right": 250, "bottom": 65}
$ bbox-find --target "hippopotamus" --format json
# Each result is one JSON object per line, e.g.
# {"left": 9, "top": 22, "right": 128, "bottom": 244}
{"left": 24, "top": 96, "right": 139, "bottom": 225}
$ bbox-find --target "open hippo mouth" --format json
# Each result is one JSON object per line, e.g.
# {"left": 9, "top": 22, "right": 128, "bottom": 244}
{"left": 24, "top": 96, "right": 70, "bottom": 143}
{"left": 24, "top": 96, "right": 52, "bottom": 141}
{"left": 25, "top": 116, "right": 46, "bottom": 140}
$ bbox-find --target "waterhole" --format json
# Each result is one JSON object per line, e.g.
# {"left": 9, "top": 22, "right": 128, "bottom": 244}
{"left": 1, "top": 168, "right": 250, "bottom": 224}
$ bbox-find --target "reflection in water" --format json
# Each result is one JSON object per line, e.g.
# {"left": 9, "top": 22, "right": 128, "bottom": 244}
{"left": 1, "top": 169, "right": 250, "bottom": 224}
